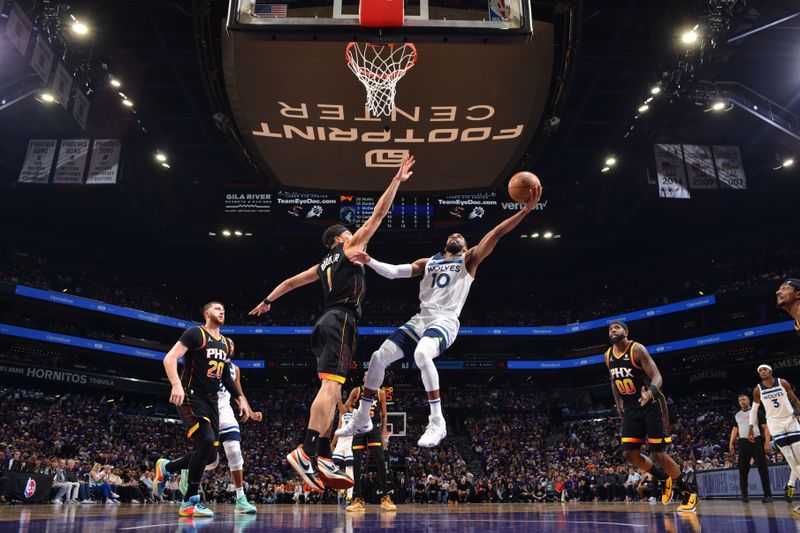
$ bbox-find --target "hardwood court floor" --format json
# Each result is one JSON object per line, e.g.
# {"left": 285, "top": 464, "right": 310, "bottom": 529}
{"left": 0, "top": 500, "right": 796, "bottom": 532}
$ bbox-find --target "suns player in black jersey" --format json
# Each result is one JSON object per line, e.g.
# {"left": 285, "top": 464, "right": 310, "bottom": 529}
{"left": 606, "top": 321, "right": 697, "bottom": 512}
{"left": 154, "top": 301, "right": 254, "bottom": 518}
{"left": 777, "top": 279, "right": 800, "bottom": 334}
{"left": 249, "top": 154, "right": 415, "bottom": 493}
{"left": 342, "top": 384, "right": 394, "bottom": 512}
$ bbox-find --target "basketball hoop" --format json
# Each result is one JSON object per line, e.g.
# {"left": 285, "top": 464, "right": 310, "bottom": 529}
{"left": 345, "top": 42, "right": 417, "bottom": 117}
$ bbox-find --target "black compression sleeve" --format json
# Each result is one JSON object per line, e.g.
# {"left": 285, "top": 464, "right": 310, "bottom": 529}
{"left": 221, "top": 361, "right": 241, "bottom": 399}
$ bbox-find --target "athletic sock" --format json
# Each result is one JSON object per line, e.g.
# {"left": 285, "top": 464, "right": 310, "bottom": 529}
{"left": 648, "top": 464, "right": 668, "bottom": 482}
{"left": 303, "top": 429, "right": 320, "bottom": 459}
{"left": 429, "top": 398, "right": 442, "bottom": 418}
{"left": 673, "top": 474, "right": 692, "bottom": 494}
{"left": 236, "top": 487, "right": 245, "bottom": 499}
{"left": 318, "top": 437, "right": 332, "bottom": 459}
{"left": 358, "top": 396, "right": 374, "bottom": 418}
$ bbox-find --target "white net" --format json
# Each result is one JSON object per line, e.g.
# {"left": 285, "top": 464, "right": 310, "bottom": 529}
{"left": 345, "top": 42, "right": 417, "bottom": 118}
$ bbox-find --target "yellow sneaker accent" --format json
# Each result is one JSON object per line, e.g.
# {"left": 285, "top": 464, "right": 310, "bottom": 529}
{"left": 678, "top": 492, "right": 698, "bottom": 513}
{"left": 380, "top": 495, "right": 397, "bottom": 511}
{"left": 347, "top": 497, "right": 366, "bottom": 512}
{"left": 661, "top": 476, "right": 673, "bottom": 505}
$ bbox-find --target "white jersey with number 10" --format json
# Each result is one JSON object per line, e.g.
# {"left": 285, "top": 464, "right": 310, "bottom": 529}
{"left": 419, "top": 253, "right": 474, "bottom": 317}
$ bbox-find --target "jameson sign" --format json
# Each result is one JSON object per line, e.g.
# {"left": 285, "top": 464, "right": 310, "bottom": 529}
{"left": 0, "top": 362, "right": 168, "bottom": 395}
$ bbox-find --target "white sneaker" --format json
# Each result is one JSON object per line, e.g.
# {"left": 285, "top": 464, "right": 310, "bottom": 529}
{"left": 110, "top": 492, "right": 120, "bottom": 499}
{"left": 417, "top": 415, "right": 447, "bottom": 448}
{"left": 335, "top": 408, "right": 373, "bottom": 438}
{"left": 51, "top": 499, "right": 63, "bottom": 504}
{"left": 81, "top": 499, "right": 93, "bottom": 504}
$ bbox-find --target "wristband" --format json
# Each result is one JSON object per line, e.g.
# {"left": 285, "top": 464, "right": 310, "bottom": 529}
{"left": 648, "top": 384, "right": 659, "bottom": 397}
{"left": 263, "top": 298, "right": 273, "bottom": 305}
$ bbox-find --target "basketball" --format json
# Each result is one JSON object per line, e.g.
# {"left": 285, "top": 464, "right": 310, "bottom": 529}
{"left": 507, "top": 171, "right": 541, "bottom": 203}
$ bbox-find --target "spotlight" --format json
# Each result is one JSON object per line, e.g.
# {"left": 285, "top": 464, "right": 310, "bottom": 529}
{"left": 520, "top": 234, "right": 528, "bottom": 238}
{"left": 38, "top": 92, "right": 56, "bottom": 103}
{"left": 650, "top": 86, "right": 661, "bottom": 95}
{"left": 783, "top": 158, "right": 795, "bottom": 168}
{"left": 605, "top": 157, "right": 617, "bottom": 167}
{"left": 208, "top": 232, "right": 217, "bottom": 236}
{"left": 601, "top": 166, "right": 610, "bottom": 173}
{"left": 110, "top": 78, "right": 121, "bottom": 88}
{"left": 122, "top": 99, "right": 133, "bottom": 107}
{"left": 222, "top": 230, "right": 231, "bottom": 237}
{"left": 161, "top": 163, "right": 170, "bottom": 169}
{"left": 245, "top": 232, "right": 253, "bottom": 236}
{"left": 638, "top": 104, "right": 649, "bottom": 113}
{"left": 531, "top": 233, "right": 540, "bottom": 238}
{"left": 553, "top": 234, "right": 561, "bottom": 239}
{"left": 710, "top": 101, "right": 725, "bottom": 111}
{"left": 543, "top": 232, "right": 553, "bottom": 239}
{"left": 681, "top": 29, "right": 698, "bottom": 44}
{"left": 155, "top": 152, "right": 167, "bottom": 162}
{"left": 234, "top": 230, "right": 243, "bottom": 236}
{"left": 71, "top": 21, "right": 89, "bottom": 35}
{"left": 645, "top": 97, "right": 653, "bottom": 104}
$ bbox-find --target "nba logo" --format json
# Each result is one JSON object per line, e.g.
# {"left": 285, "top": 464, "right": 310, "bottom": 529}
{"left": 24, "top": 478, "right": 36, "bottom": 498}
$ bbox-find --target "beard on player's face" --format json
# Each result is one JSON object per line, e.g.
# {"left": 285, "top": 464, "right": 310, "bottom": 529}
{"left": 609, "top": 333, "right": 625, "bottom": 344}
{"left": 445, "top": 241, "right": 464, "bottom": 254}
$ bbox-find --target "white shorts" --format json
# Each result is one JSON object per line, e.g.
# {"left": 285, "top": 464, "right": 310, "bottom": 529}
{"left": 218, "top": 402, "right": 241, "bottom": 443}
{"left": 389, "top": 309, "right": 460, "bottom": 358}
{"left": 768, "top": 416, "right": 800, "bottom": 448}
{"left": 332, "top": 437, "right": 353, "bottom": 465}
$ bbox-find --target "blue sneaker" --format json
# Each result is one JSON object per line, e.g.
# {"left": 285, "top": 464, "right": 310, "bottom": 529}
{"left": 154, "top": 458, "right": 173, "bottom": 498}
{"left": 235, "top": 495, "right": 257, "bottom": 514}
{"left": 180, "top": 495, "right": 213, "bottom": 517}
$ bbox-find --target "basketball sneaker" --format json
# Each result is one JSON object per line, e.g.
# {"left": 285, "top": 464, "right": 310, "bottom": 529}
{"left": 235, "top": 495, "right": 257, "bottom": 514}
{"left": 380, "top": 495, "right": 397, "bottom": 511}
{"left": 286, "top": 445, "right": 325, "bottom": 493}
{"left": 786, "top": 484, "right": 795, "bottom": 503}
{"left": 661, "top": 476, "right": 673, "bottom": 504}
{"left": 317, "top": 457, "right": 355, "bottom": 489}
{"left": 346, "top": 497, "right": 366, "bottom": 512}
{"left": 677, "top": 491, "right": 698, "bottom": 513}
{"left": 180, "top": 469, "right": 189, "bottom": 497}
{"left": 180, "top": 495, "right": 214, "bottom": 518}
{"left": 154, "top": 458, "right": 173, "bottom": 498}
{"left": 417, "top": 415, "right": 447, "bottom": 448}
{"left": 335, "top": 409, "right": 373, "bottom": 438}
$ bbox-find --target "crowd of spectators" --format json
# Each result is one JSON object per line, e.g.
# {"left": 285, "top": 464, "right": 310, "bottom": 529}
{"left": 0, "top": 383, "right": 780, "bottom": 507}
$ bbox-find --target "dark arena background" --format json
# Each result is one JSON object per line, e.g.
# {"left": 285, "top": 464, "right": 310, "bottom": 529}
{"left": 1, "top": 0, "right": 799, "bottom": 531}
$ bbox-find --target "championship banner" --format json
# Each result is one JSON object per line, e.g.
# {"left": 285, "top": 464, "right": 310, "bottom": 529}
{"left": 18, "top": 139, "right": 56, "bottom": 183}
{"left": 682, "top": 144, "right": 718, "bottom": 189}
{"left": 53, "top": 139, "right": 90, "bottom": 183}
{"left": 50, "top": 62, "right": 73, "bottom": 110}
{"left": 30, "top": 35, "right": 54, "bottom": 83}
{"left": 712, "top": 145, "right": 747, "bottom": 189}
{"left": 4, "top": 3, "right": 32, "bottom": 56}
{"left": 72, "top": 89, "right": 90, "bottom": 130}
{"left": 86, "top": 139, "right": 121, "bottom": 184}
{"left": 653, "top": 144, "right": 690, "bottom": 199}
{"left": 0, "top": 472, "right": 53, "bottom": 503}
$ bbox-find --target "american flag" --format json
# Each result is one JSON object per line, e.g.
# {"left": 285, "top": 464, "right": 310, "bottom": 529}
{"left": 254, "top": 3, "right": 287, "bottom": 18}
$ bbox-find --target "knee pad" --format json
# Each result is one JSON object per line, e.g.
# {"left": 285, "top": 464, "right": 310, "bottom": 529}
{"left": 224, "top": 440, "right": 244, "bottom": 471}
{"left": 414, "top": 337, "right": 440, "bottom": 392}
{"left": 364, "top": 340, "right": 404, "bottom": 390}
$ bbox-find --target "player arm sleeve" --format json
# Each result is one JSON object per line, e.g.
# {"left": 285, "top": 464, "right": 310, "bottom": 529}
{"left": 221, "top": 361, "right": 242, "bottom": 400}
{"left": 367, "top": 258, "right": 413, "bottom": 279}
{"left": 749, "top": 403, "right": 760, "bottom": 427}
{"left": 178, "top": 327, "right": 204, "bottom": 350}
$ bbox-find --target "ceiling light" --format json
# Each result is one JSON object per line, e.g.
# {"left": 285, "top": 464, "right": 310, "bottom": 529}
{"left": 638, "top": 104, "right": 649, "bottom": 113}
{"left": 543, "top": 232, "right": 553, "bottom": 239}
{"left": 601, "top": 166, "right": 610, "bottom": 173}
{"left": 531, "top": 233, "right": 540, "bottom": 238}
{"left": 645, "top": 97, "right": 653, "bottom": 104}
{"left": 650, "top": 86, "right": 661, "bottom": 95}
{"left": 553, "top": 234, "right": 561, "bottom": 239}
{"left": 122, "top": 99, "right": 133, "bottom": 107}
{"left": 161, "top": 163, "right": 170, "bottom": 169}
{"left": 155, "top": 152, "right": 167, "bottom": 162}
{"left": 222, "top": 230, "right": 231, "bottom": 237}
{"left": 110, "top": 78, "right": 121, "bottom": 88}
{"left": 605, "top": 157, "right": 617, "bottom": 167}
{"left": 711, "top": 101, "right": 725, "bottom": 111}
{"left": 38, "top": 92, "right": 56, "bottom": 103}
{"left": 521, "top": 234, "right": 528, "bottom": 238}
{"left": 681, "top": 29, "right": 698, "bottom": 44}
{"left": 71, "top": 21, "right": 89, "bottom": 35}
{"left": 783, "top": 158, "right": 795, "bottom": 168}
{"left": 234, "top": 230, "right": 243, "bottom": 236}
{"left": 245, "top": 232, "right": 253, "bottom": 236}
{"left": 208, "top": 232, "right": 216, "bottom": 236}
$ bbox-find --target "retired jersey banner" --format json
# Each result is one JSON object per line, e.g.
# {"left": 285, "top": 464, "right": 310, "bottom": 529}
{"left": 53, "top": 139, "right": 90, "bottom": 183}
{"left": 4, "top": 3, "right": 32, "bottom": 57}
{"left": 682, "top": 144, "right": 718, "bottom": 189}
{"left": 654, "top": 144, "right": 690, "bottom": 199}
{"left": 712, "top": 145, "right": 747, "bottom": 189}
{"left": 30, "top": 35, "right": 54, "bottom": 83}
{"left": 86, "top": 139, "right": 121, "bottom": 184}
{"left": 72, "top": 89, "right": 90, "bottom": 130}
{"left": 18, "top": 139, "right": 56, "bottom": 183}
{"left": 51, "top": 62, "right": 73, "bottom": 110}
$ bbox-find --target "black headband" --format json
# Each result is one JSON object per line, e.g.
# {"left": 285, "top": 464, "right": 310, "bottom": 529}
{"left": 609, "top": 320, "right": 629, "bottom": 333}
{"left": 783, "top": 279, "right": 800, "bottom": 291}
{"left": 322, "top": 224, "right": 348, "bottom": 248}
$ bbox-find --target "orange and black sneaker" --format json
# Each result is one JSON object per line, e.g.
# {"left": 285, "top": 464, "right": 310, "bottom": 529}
{"left": 661, "top": 476, "right": 673, "bottom": 505}
{"left": 380, "top": 495, "right": 397, "bottom": 511}
{"left": 347, "top": 497, "right": 366, "bottom": 512}
{"left": 286, "top": 445, "right": 324, "bottom": 493}
{"left": 317, "top": 457, "right": 354, "bottom": 490}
